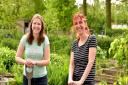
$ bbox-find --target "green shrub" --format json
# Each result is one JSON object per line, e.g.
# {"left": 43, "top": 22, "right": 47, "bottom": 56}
{"left": 0, "top": 47, "right": 16, "bottom": 71}
{"left": 0, "top": 63, "right": 7, "bottom": 75}
{"left": 0, "top": 29, "right": 22, "bottom": 50}
{"left": 97, "top": 35, "right": 114, "bottom": 51}
{"left": 87, "top": 5, "right": 105, "bottom": 34}
{"left": 98, "top": 81, "right": 108, "bottom": 85}
{"left": 106, "top": 29, "right": 128, "bottom": 37}
{"left": 10, "top": 64, "right": 23, "bottom": 85}
{"left": 1, "top": 38, "right": 19, "bottom": 50}
{"left": 109, "top": 35, "right": 128, "bottom": 68}
{"left": 49, "top": 34, "right": 71, "bottom": 55}
{"left": 96, "top": 46, "right": 107, "bottom": 59}
{"left": 115, "top": 76, "right": 128, "bottom": 85}
{"left": 0, "top": 29, "right": 22, "bottom": 39}
{"left": 48, "top": 53, "right": 69, "bottom": 85}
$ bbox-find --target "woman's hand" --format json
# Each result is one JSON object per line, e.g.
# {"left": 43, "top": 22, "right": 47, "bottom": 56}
{"left": 68, "top": 79, "right": 74, "bottom": 85}
{"left": 25, "top": 59, "right": 35, "bottom": 67}
{"left": 73, "top": 80, "right": 83, "bottom": 85}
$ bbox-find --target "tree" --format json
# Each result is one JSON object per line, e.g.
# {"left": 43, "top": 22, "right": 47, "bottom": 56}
{"left": 32, "top": 0, "right": 46, "bottom": 13}
{"left": 83, "top": 0, "right": 87, "bottom": 16}
{"left": 106, "top": 0, "right": 111, "bottom": 29}
{"left": 51, "top": 0, "right": 76, "bottom": 31}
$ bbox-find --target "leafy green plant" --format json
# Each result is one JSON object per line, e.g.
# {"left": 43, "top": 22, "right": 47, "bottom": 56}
{"left": 0, "top": 63, "right": 7, "bottom": 75}
{"left": 1, "top": 38, "right": 19, "bottom": 50}
{"left": 48, "top": 53, "right": 69, "bottom": 85}
{"left": 49, "top": 34, "right": 71, "bottom": 55}
{"left": 0, "top": 46, "right": 16, "bottom": 71}
{"left": 98, "top": 81, "right": 108, "bottom": 85}
{"left": 97, "top": 35, "right": 114, "bottom": 51}
{"left": 109, "top": 35, "right": 128, "bottom": 68}
{"left": 0, "top": 29, "right": 22, "bottom": 50}
{"left": 114, "top": 76, "right": 128, "bottom": 85}
{"left": 106, "top": 29, "right": 128, "bottom": 37}
{"left": 10, "top": 64, "right": 23, "bottom": 85}
{"left": 96, "top": 35, "right": 114, "bottom": 58}
{"left": 87, "top": 0, "right": 105, "bottom": 34}
{"left": 97, "top": 46, "right": 107, "bottom": 59}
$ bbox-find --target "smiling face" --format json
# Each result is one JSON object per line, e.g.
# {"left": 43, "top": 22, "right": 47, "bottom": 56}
{"left": 73, "top": 15, "right": 88, "bottom": 35}
{"left": 31, "top": 18, "right": 42, "bottom": 34}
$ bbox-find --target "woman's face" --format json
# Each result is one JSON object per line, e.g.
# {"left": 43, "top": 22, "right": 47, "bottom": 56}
{"left": 74, "top": 17, "right": 87, "bottom": 35}
{"left": 32, "top": 18, "right": 42, "bottom": 34}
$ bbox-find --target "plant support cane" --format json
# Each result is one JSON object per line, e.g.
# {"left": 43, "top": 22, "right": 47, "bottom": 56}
{"left": 25, "top": 66, "right": 33, "bottom": 85}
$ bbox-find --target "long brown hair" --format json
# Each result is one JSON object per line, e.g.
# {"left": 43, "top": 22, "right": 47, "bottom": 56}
{"left": 27, "top": 14, "right": 45, "bottom": 46}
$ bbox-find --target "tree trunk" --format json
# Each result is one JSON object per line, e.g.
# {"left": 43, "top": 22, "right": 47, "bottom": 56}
{"left": 83, "top": 0, "right": 87, "bottom": 16}
{"left": 106, "top": 0, "right": 111, "bottom": 29}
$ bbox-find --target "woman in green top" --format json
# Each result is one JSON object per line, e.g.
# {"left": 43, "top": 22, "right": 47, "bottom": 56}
{"left": 15, "top": 14, "right": 50, "bottom": 85}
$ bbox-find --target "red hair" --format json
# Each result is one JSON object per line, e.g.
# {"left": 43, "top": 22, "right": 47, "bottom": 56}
{"left": 72, "top": 13, "right": 90, "bottom": 39}
{"left": 73, "top": 13, "right": 87, "bottom": 25}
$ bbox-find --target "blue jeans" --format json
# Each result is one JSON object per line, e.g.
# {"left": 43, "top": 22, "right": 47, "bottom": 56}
{"left": 23, "top": 75, "right": 48, "bottom": 85}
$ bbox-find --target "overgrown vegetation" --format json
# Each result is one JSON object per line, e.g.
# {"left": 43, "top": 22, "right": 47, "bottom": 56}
{"left": 0, "top": 0, "right": 128, "bottom": 85}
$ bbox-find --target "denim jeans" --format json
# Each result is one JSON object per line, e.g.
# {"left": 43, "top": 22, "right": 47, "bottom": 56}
{"left": 23, "top": 75, "right": 48, "bottom": 85}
